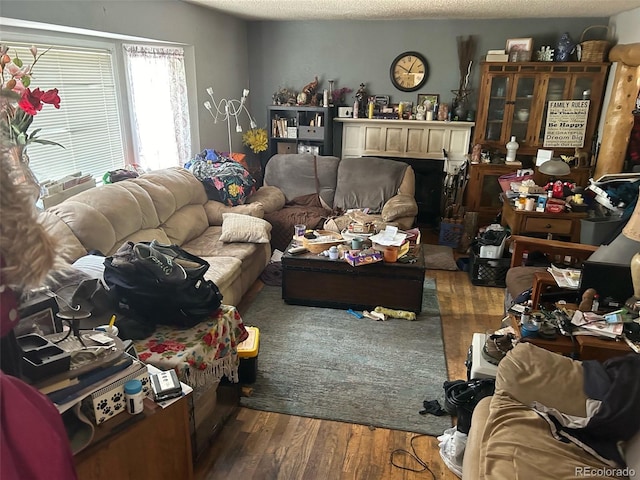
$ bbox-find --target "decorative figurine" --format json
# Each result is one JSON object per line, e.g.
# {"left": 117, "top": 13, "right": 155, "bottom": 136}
{"left": 555, "top": 32, "right": 575, "bottom": 62}
{"left": 536, "top": 46, "right": 554, "bottom": 62}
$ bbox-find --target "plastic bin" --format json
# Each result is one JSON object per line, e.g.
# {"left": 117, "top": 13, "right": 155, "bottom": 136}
{"left": 439, "top": 221, "right": 464, "bottom": 249}
{"left": 469, "top": 248, "right": 511, "bottom": 287}
{"left": 237, "top": 326, "right": 259, "bottom": 383}
{"left": 580, "top": 216, "right": 625, "bottom": 246}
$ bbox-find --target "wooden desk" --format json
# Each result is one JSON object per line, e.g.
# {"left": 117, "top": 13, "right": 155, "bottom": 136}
{"left": 509, "top": 313, "right": 632, "bottom": 361}
{"left": 501, "top": 202, "right": 587, "bottom": 242}
{"left": 74, "top": 395, "right": 193, "bottom": 480}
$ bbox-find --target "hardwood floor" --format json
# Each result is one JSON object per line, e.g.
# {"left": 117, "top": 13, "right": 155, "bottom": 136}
{"left": 194, "top": 263, "right": 505, "bottom": 480}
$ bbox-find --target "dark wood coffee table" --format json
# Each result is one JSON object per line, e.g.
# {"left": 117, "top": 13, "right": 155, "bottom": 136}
{"left": 282, "top": 243, "right": 425, "bottom": 312}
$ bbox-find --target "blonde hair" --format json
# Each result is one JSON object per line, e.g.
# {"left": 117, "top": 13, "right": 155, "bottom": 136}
{"left": 0, "top": 146, "right": 58, "bottom": 289}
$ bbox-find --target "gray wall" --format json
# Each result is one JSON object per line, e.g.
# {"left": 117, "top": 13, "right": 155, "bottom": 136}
{"left": 0, "top": 4, "right": 612, "bottom": 157}
{"left": 0, "top": 0, "right": 250, "bottom": 156}
{"left": 247, "top": 18, "right": 608, "bottom": 129}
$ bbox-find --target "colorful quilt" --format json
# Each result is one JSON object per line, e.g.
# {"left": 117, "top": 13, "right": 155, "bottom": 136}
{"left": 133, "top": 304, "right": 248, "bottom": 388}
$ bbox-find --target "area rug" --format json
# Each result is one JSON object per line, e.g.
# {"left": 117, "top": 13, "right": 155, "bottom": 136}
{"left": 239, "top": 279, "right": 452, "bottom": 436}
{"left": 423, "top": 243, "right": 459, "bottom": 271}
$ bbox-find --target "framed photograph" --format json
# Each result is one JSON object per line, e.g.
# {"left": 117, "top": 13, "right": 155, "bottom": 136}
{"left": 506, "top": 38, "right": 533, "bottom": 61}
{"left": 417, "top": 93, "right": 439, "bottom": 109}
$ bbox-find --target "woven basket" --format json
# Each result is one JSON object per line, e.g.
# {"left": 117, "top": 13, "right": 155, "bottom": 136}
{"left": 579, "top": 25, "right": 611, "bottom": 62}
{"left": 302, "top": 230, "right": 344, "bottom": 253}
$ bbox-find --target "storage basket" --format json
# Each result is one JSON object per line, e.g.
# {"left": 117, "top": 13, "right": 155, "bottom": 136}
{"left": 438, "top": 221, "right": 464, "bottom": 249}
{"left": 469, "top": 247, "right": 511, "bottom": 287}
{"left": 302, "top": 230, "right": 344, "bottom": 253}
{"left": 579, "top": 25, "right": 611, "bottom": 63}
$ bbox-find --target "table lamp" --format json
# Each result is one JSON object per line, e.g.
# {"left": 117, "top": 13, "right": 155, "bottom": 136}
{"left": 623, "top": 200, "right": 640, "bottom": 313}
{"left": 538, "top": 157, "right": 571, "bottom": 176}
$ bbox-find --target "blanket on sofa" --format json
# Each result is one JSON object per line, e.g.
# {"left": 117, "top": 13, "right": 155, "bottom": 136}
{"left": 264, "top": 193, "right": 332, "bottom": 252}
{"left": 134, "top": 305, "right": 248, "bottom": 388}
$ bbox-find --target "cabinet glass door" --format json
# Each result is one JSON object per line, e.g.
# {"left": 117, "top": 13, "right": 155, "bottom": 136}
{"left": 538, "top": 77, "right": 568, "bottom": 143}
{"left": 484, "top": 76, "right": 509, "bottom": 141}
{"left": 510, "top": 76, "right": 535, "bottom": 144}
{"left": 571, "top": 76, "right": 594, "bottom": 100}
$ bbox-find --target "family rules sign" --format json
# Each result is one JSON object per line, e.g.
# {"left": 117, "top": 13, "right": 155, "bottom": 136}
{"left": 543, "top": 100, "right": 590, "bottom": 148}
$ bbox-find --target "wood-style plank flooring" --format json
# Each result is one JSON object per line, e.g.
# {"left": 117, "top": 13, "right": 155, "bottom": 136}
{"left": 195, "top": 247, "right": 505, "bottom": 480}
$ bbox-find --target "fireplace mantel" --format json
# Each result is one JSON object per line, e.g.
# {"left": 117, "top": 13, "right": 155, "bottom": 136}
{"left": 335, "top": 118, "right": 474, "bottom": 167}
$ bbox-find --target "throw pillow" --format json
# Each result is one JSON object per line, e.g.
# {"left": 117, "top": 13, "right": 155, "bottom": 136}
{"left": 381, "top": 194, "right": 419, "bottom": 221}
{"left": 220, "top": 213, "right": 271, "bottom": 244}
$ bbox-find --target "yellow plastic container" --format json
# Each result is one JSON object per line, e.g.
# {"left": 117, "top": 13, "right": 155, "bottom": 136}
{"left": 237, "top": 326, "right": 259, "bottom": 383}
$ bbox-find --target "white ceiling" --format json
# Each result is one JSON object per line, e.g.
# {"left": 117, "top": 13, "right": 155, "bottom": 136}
{"left": 183, "top": 0, "right": 640, "bottom": 21}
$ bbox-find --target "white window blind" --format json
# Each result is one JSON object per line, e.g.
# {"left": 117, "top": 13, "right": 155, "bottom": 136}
{"left": 7, "top": 43, "right": 125, "bottom": 183}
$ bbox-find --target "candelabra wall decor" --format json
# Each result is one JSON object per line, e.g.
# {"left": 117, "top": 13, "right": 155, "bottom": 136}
{"left": 204, "top": 87, "right": 258, "bottom": 155}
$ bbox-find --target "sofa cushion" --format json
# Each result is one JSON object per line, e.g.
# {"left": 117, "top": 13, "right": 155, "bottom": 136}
{"left": 204, "top": 201, "right": 264, "bottom": 226}
{"left": 219, "top": 213, "right": 271, "bottom": 244}
{"left": 497, "top": 343, "right": 587, "bottom": 416}
{"left": 246, "top": 186, "right": 286, "bottom": 214}
{"left": 333, "top": 157, "right": 409, "bottom": 213}
{"left": 381, "top": 194, "right": 419, "bottom": 221}
{"left": 263, "top": 153, "right": 341, "bottom": 208}
{"left": 475, "top": 391, "right": 620, "bottom": 480}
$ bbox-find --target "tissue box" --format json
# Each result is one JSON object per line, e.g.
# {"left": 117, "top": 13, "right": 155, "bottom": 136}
{"left": 344, "top": 251, "right": 383, "bottom": 267}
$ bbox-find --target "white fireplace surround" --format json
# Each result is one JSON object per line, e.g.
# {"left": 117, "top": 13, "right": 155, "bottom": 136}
{"left": 336, "top": 118, "right": 474, "bottom": 174}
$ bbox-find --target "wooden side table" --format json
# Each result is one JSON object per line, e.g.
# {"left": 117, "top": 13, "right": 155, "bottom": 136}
{"left": 501, "top": 202, "right": 587, "bottom": 242}
{"left": 74, "top": 394, "right": 193, "bottom": 480}
{"left": 508, "top": 313, "right": 632, "bottom": 361}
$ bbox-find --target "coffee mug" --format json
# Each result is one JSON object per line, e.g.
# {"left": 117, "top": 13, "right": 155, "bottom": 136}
{"left": 351, "top": 237, "right": 363, "bottom": 250}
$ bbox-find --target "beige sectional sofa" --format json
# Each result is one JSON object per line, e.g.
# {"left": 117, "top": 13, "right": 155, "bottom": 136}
{"left": 38, "top": 166, "right": 281, "bottom": 306}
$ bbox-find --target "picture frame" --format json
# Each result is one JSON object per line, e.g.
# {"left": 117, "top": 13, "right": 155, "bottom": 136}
{"left": 417, "top": 93, "right": 439, "bottom": 109}
{"left": 505, "top": 38, "right": 533, "bottom": 61}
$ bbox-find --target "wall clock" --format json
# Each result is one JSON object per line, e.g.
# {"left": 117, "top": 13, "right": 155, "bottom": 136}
{"left": 390, "top": 51, "right": 429, "bottom": 92}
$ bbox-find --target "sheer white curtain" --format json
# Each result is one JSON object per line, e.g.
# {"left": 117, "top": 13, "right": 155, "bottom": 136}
{"left": 124, "top": 45, "right": 191, "bottom": 170}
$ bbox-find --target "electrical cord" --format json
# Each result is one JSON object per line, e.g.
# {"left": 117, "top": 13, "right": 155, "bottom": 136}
{"left": 390, "top": 434, "right": 436, "bottom": 478}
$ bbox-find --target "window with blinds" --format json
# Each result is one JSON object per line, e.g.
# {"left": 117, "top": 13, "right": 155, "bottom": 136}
{"left": 7, "top": 43, "right": 125, "bottom": 183}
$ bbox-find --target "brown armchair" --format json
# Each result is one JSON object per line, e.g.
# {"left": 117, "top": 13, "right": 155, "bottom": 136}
{"left": 505, "top": 235, "right": 599, "bottom": 312}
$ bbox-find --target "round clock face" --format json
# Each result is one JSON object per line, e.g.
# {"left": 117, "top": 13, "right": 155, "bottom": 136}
{"left": 390, "top": 51, "right": 429, "bottom": 92}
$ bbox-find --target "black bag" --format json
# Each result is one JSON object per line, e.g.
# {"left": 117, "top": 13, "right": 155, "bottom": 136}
{"left": 103, "top": 241, "right": 223, "bottom": 328}
{"left": 443, "top": 378, "right": 496, "bottom": 434}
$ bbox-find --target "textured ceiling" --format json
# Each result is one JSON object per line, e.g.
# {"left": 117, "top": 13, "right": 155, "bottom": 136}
{"left": 183, "top": 0, "right": 640, "bottom": 21}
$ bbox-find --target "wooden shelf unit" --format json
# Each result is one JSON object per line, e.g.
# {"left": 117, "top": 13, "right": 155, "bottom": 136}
{"left": 267, "top": 105, "right": 333, "bottom": 159}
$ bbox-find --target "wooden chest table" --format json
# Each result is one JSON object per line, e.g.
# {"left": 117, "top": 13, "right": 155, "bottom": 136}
{"left": 282, "top": 244, "right": 426, "bottom": 313}
{"left": 501, "top": 202, "right": 587, "bottom": 242}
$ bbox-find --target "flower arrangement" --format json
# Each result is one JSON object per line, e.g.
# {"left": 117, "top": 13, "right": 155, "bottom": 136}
{"left": 242, "top": 127, "right": 268, "bottom": 154}
{"left": 1, "top": 44, "right": 62, "bottom": 149}
{"left": 331, "top": 87, "right": 352, "bottom": 106}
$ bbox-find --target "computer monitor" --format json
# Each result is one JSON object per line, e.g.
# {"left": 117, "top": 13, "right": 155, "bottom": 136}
{"left": 579, "top": 260, "right": 633, "bottom": 309}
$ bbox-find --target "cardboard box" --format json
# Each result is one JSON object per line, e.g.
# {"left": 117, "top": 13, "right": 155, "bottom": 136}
{"left": 344, "top": 251, "right": 383, "bottom": 267}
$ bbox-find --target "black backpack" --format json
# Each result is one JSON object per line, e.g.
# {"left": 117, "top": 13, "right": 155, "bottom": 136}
{"left": 103, "top": 241, "right": 223, "bottom": 328}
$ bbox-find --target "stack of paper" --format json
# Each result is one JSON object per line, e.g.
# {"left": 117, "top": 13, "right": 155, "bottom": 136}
{"left": 548, "top": 264, "right": 582, "bottom": 289}
{"left": 571, "top": 311, "right": 624, "bottom": 339}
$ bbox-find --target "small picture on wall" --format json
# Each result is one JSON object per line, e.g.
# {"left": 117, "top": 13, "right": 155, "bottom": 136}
{"left": 417, "top": 93, "right": 439, "bottom": 109}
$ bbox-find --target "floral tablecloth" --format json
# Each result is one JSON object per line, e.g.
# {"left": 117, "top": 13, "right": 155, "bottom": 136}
{"left": 133, "top": 305, "right": 248, "bottom": 388}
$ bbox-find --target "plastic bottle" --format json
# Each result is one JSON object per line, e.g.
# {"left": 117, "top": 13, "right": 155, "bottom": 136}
{"left": 520, "top": 306, "right": 531, "bottom": 326}
{"left": 521, "top": 250, "right": 529, "bottom": 266}
{"left": 124, "top": 379, "right": 145, "bottom": 415}
{"left": 353, "top": 100, "right": 359, "bottom": 118}
{"left": 506, "top": 136, "right": 519, "bottom": 162}
{"left": 592, "top": 294, "right": 600, "bottom": 312}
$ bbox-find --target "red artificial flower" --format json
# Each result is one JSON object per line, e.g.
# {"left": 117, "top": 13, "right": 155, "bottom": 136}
{"left": 18, "top": 87, "right": 61, "bottom": 115}
{"left": 138, "top": 352, "right": 152, "bottom": 362}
